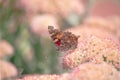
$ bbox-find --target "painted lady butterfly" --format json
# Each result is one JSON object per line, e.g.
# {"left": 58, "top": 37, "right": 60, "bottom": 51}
{"left": 48, "top": 26, "right": 80, "bottom": 52}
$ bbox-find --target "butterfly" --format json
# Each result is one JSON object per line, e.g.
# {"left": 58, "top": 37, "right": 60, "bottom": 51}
{"left": 48, "top": 26, "right": 80, "bottom": 52}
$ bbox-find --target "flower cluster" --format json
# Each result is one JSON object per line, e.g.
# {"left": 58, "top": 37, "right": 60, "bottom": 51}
{"left": 70, "top": 63, "right": 120, "bottom": 80}
{"left": 63, "top": 35, "right": 120, "bottom": 69}
{"left": 19, "top": 0, "right": 84, "bottom": 17}
{"left": 62, "top": 17, "right": 120, "bottom": 69}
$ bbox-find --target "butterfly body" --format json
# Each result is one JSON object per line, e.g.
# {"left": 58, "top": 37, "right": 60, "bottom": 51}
{"left": 48, "top": 26, "right": 79, "bottom": 52}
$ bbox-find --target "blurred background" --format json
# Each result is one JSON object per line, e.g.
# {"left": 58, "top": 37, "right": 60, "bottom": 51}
{"left": 0, "top": 0, "right": 120, "bottom": 79}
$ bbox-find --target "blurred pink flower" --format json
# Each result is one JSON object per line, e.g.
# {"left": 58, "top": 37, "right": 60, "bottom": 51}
{"left": 29, "top": 14, "right": 59, "bottom": 37}
{"left": 0, "top": 40, "right": 14, "bottom": 58}
{"left": 16, "top": 74, "right": 59, "bottom": 80}
{"left": 58, "top": 73, "right": 70, "bottom": 80}
{"left": 70, "top": 63, "right": 120, "bottom": 80}
{"left": 119, "top": 72, "right": 120, "bottom": 78}
{"left": 89, "top": 0, "right": 120, "bottom": 17}
{"left": 16, "top": 74, "right": 71, "bottom": 80}
{"left": 83, "top": 17, "right": 117, "bottom": 33}
{"left": 0, "top": 60, "right": 18, "bottom": 80}
{"left": 19, "top": 0, "right": 84, "bottom": 17}
{"left": 83, "top": 16, "right": 120, "bottom": 42}
{"left": 0, "top": 0, "right": 1, "bottom": 3}
{"left": 107, "top": 16, "right": 120, "bottom": 41}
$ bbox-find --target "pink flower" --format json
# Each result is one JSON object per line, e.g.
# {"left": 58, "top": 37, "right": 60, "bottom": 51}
{"left": 83, "top": 17, "right": 117, "bottom": 33}
{"left": 83, "top": 16, "right": 120, "bottom": 41}
{"left": 0, "top": 60, "right": 18, "bottom": 80}
{"left": 29, "top": 14, "right": 59, "bottom": 37}
{"left": 0, "top": 40, "right": 14, "bottom": 58}
{"left": 87, "top": 36, "right": 120, "bottom": 69}
{"left": 119, "top": 72, "right": 120, "bottom": 78}
{"left": 71, "top": 63, "right": 120, "bottom": 80}
{"left": 58, "top": 73, "right": 70, "bottom": 80}
{"left": 107, "top": 16, "right": 120, "bottom": 41}
{"left": 83, "top": 16, "right": 120, "bottom": 36}
{"left": 63, "top": 26, "right": 120, "bottom": 69}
